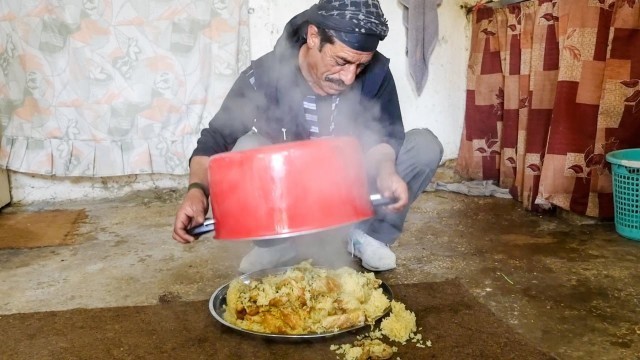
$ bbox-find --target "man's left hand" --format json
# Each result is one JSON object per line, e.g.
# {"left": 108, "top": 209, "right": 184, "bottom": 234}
{"left": 376, "top": 169, "right": 408, "bottom": 212}
{"left": 365, "top": 143, "right": 408, "bottom": 212}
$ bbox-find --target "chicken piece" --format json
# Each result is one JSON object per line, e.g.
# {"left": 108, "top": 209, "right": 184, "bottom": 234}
{"left": 253, "top": 312, "right": 288, "bottom": 334}
{"left": 245, "top": 304, "right": 259, "bottom": 316}
{"left": 235, "top": 307, "right": 247, "bottom": 320}
{"left": 280, "top": 308, "right": 304, "bottom": 331}
{"left": 354, "top": 339, "right": 394, "bottom": 360}
{"left": 321, "top": 311, "right": 365, "bottom": 330}
{"left": 311, "top": 276, "right": 341, "bottom": 296}
{"left": 269, "top": 296, "right": 289, "bottom": 307}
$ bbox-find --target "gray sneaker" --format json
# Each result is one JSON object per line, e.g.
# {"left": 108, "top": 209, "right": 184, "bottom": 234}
{"left": 238, "top": 241, "right": 297, "bottom": 273}
{"left": 347, "top": 229, "right": 396, "bottom": 271}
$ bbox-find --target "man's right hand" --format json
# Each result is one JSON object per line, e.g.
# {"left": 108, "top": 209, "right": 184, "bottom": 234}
{"left": 172, "top": 187, "right": 209, "bottom": 244}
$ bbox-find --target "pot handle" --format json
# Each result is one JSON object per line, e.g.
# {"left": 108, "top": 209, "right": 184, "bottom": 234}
{"left": 369, "top": 193, "right": 396, "bottom": 207}
{"left": 186, "top": 218, "right": 215, "bottom": 237}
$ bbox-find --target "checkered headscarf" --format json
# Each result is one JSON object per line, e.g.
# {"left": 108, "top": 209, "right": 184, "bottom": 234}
{"left": 276, "top": 0, "right": 389, "bottom": 52}
{"left": 311, "top": 0, "right": 389, "bottom": 40}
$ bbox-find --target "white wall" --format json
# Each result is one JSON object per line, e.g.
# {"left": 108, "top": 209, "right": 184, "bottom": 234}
{"left": 6, "top": 0, "right": 469, "bottom": 204}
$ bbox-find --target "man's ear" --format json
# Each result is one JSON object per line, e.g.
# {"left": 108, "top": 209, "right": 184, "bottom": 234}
{"left": 306, "top": 24, "right": 320, "bottom": 50}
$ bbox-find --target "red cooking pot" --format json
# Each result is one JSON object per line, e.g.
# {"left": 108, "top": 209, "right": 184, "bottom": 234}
{"left": 187, "top": 136, "right": 391, "bottom": 241}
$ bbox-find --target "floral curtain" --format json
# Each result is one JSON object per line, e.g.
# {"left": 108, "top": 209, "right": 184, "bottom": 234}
{"left": 0, "top": 0, "right": 250, "bottom": 177}
{"left": 457, "top": 0, "right": 640, "bottom": 218}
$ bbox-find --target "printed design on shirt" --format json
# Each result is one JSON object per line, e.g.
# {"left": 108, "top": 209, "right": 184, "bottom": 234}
{"left": 303, "top": 95, "right": 339, "bottom": 138}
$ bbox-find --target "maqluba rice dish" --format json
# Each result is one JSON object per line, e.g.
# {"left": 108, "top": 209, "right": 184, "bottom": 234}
{"left": 224, "top": 261, "right": 391, "bottom": 334}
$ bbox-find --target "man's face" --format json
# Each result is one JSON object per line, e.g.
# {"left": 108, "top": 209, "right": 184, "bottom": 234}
{"left": 303, "top": 25, "right": 374, "bottom": 96}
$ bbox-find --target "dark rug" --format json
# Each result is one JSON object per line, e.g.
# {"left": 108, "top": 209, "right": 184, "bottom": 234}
{"left": 0, "top": 279, "right": 556, "bottom": 359}
{"left": 0, "top": 209, "right": 86, "bottom": 249}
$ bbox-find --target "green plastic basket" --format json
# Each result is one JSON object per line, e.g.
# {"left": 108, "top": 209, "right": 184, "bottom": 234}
{"left": 606, "top": 149, "right": 640, "bottom": 241}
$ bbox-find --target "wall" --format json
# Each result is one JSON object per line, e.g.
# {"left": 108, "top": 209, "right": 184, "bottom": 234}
{"left": 6, "top": 0, "right": 470, "bottom": 204}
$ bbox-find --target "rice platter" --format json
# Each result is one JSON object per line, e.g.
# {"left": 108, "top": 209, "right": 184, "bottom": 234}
{"left": 223, "top": 261, "right": 391, "bottom": 335}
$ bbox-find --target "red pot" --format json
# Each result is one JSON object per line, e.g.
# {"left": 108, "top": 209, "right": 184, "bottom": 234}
{"left": 200, "top": 137, "right": 376, "bottom": 241}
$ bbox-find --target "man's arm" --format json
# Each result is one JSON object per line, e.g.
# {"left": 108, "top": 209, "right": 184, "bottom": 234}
{"left": 172, "top": 156, "right": 210, "bottom": 243}
{"left": 364, "top": 69, "right": 408, "bottom": 211}
{"left": 374, "top": 70, "right": 405, "bottom": 157}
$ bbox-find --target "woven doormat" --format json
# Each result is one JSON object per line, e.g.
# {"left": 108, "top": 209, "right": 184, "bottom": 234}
{"left": 0, "top": 209, "right": 87, "bottom": 249}
{"left": 0, "top": 280, "right": 556, "bottom": 359}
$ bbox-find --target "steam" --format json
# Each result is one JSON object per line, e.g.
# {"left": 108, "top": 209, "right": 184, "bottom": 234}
{"left": 289, "top": 225, "right": 357, "bottom": 269}
{"left": 205, "top": 22, "right": 401, "bottom": 270}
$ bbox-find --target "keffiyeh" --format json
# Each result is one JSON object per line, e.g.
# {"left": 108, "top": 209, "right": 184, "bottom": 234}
{"left": 309, "top": 0, "right": 389, "bottom": 51}
{"left": 312, "top": 0, "right": 388, "bottom": 38}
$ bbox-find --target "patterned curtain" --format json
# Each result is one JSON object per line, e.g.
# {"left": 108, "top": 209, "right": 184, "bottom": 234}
{"left": 0, "top": 0, "right": 250, "bottom": 177}
{"left": 457, "top": 0, "right": 640, "bottom": 218}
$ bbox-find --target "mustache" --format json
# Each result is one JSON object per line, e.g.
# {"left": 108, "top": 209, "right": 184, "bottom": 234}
{"left": 324, "top": 76, "right": 346, "bottom": 88}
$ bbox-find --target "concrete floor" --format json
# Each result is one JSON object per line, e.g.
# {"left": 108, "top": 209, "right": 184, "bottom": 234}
{"left": 1, "top": 189, "right": 639, "bottom": 360}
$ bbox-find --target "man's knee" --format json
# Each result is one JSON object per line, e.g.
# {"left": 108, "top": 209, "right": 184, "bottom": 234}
{"left": 402, "top": 128, "right": 444, "bottom": 170}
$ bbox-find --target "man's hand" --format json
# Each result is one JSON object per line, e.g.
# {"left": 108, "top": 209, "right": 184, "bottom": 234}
{"left": 365, "top": 143, "right": 409, "bottom": 212}
{"left": 173, "top": 156, "right": 211, "bottom": 244}
{"left": 172, "top": 189, "right": 209, "bottom": 243}
{"left": 376, "top": 168, "right": 408, "bottom": 212}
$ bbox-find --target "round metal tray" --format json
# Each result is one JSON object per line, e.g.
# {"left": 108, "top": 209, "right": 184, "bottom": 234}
{"left": 208, "top": 266, "right": 393, "bottom": 340}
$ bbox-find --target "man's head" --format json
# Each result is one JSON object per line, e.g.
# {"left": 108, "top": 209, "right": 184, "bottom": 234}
{"left": 299, "top": 0, "right": 389, "bottom": 96}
